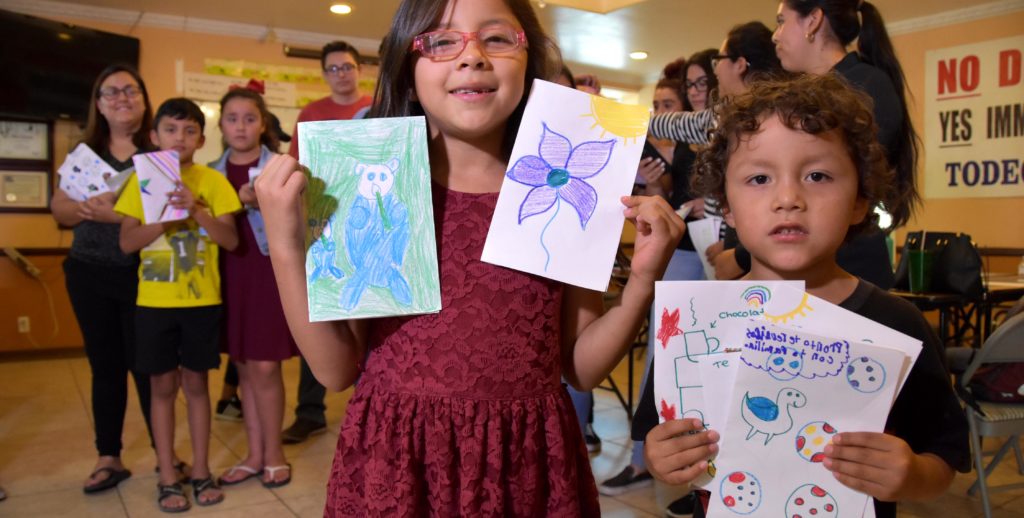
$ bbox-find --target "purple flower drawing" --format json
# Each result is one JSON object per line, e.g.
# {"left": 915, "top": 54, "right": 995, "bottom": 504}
{"left": 506, "top": 122, "right": 615, "bottom": 270}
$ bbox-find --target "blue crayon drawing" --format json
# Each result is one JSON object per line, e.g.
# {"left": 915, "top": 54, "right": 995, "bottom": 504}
{"left": 741, "top": 387, "right": 806, "bottom": 445}
{"left": 340, "top": 158, "right": 412, "bottom": 310}
{"left": 505, "top": 123, "right": 615, "bottom": 270}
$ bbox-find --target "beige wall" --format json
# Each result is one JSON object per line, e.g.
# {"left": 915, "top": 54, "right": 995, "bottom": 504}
{"left": 892, "top": 11, "right": 1024, "bottom": 251}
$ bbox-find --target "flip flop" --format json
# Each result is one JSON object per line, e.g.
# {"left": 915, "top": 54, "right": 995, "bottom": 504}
{"left": 217, "top": 464, "right": 262, "bottom": 486}
{"left": 83, "top": 466, "right": 132, "bottom": 494}
{"left": 262, "top": 464, "right": 292, "bottom": 488}
{"left": 157, "top": 482, "right": 190, "bottom": 513}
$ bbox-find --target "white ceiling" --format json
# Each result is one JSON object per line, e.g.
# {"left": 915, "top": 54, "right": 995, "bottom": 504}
{"left": 16, "top": 0, "right": 1017, "bottom": 86}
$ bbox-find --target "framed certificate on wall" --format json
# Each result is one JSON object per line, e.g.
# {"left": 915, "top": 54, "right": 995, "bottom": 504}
{"left": 0, "top": 121, "right": 50, "bottom": 161}
{"left": 0, "top": 170, "right": 50, "bottom": 212}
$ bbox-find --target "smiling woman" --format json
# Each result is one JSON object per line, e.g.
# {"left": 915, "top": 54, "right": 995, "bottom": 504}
{"left": 47, "top": 64, "right": 173, "bottom": 496}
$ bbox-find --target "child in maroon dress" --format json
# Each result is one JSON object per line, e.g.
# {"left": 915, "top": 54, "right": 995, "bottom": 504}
{"left": 255, "top": 0, "right": 686, "bottom": 515}
{"left": 209, "top": 88, "right": 298, "bottom": 488}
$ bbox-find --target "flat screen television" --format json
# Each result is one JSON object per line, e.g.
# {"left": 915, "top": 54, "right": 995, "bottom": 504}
{"left": 0, "top": 9, "right": 140, "bottom": 122}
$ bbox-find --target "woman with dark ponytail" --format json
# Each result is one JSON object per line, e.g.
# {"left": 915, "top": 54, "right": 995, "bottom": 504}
{"left": 773, "top": 0, "right": 919, "bottom": 288}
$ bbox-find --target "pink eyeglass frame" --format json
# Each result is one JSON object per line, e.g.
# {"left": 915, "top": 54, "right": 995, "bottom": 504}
{"left": 411, "top": 28, "right": 528, "bottom": 60}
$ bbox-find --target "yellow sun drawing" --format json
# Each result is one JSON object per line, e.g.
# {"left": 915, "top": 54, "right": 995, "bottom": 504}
{"left": 581, "top": 95, "right": 650, "bottom": 145}
{"left": 764, "top": 292, "right": 815, "bottom": 324}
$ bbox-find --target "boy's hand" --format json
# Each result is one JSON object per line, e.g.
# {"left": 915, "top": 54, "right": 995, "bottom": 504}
{"left": 644, "top": 418, "right": 719, "bottom": 486}
{"left": 168, "top": 183, "right": 199, "bottom": 215}
{"left": 823, "top": 432, "right": 916, "bottom": 501}
{"left": 620, "top": 195, "right": 685, "bottom": 285}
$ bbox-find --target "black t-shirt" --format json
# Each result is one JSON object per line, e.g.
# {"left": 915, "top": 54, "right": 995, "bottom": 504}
{"left": 632, "top": 280, "right": 970, "bottom": 518}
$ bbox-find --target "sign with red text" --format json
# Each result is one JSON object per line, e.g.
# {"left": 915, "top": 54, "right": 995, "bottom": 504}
{"left": 924, "top": 35, "right": 1023, "bottom": 199}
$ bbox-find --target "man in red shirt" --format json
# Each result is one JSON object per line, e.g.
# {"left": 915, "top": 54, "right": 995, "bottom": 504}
{"left": 287, "top": 40, "right": 373, "bottom": 159}
{"left": 283, "top": 40, "right": 372, "bottom": 444}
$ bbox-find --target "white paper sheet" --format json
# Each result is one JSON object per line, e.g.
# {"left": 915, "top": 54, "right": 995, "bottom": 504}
{"left": 132, "top": 150, "right": 189, "bottom": 224}
{"left": 653, "top": 280, "right": 803, "bottom": 487}
{"left": 706, "top": 322, "right": 904, "bottom": 518}
{"left": 482, "top": 79, "right": 651, "bottom": 291}
{"left": 57, "top": 143, "right": 115, "bottom": 200}
{"left": 686, "top": 217, "right": 722, "bottom": 280}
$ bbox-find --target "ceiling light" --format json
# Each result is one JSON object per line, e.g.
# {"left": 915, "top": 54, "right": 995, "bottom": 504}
{"left": 329, "top": 3, "right": 352, "bottom": 15}
{"left": 629, "top": 51, "right": 648, "bottom": 60}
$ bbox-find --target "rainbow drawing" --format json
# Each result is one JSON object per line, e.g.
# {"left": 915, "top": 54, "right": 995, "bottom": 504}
{"left": 742, "top": 286, "right": 770, "bottom": 308}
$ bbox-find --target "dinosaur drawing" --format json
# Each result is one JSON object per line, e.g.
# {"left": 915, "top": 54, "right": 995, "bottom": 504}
{"left": 741, "top": 387, "right": 806, "bottom": 445}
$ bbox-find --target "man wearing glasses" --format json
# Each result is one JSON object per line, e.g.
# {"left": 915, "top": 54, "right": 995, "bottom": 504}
{"left": 282, "top": 40, "right": 372, "bottom": 444}
{"left": 286, "top": 40, "right": 373, "bottom": 159}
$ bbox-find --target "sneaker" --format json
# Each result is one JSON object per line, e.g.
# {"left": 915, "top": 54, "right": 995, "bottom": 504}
{"left": 598, "top": 465, "right": 653, "bottom": 496}
{"left": 665, "top": 492, "right": 697, "bottom": 518}
{"left": 282, "top": 418, "right": 327, "bottom": 445}
{"left": 584, "top": 424, "right": 602, "bottom": 454}
{"left": 214, "top": 396, "right": 243, "bottom": 422}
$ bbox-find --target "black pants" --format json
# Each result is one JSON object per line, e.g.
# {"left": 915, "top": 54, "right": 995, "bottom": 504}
{"left": 295, "top": 357, "right": 326, "bottom": 425}
{"left": 65, "top": 257, "right": 154, "bottom": 456}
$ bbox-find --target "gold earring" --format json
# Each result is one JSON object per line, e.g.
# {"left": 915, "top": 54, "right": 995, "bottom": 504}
{"left": 805, "top": 32, "right": 815, "bottom": 43}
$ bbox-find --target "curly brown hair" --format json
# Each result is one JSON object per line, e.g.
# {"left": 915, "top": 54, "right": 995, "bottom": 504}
{"left": 691, "top": 74, "right": 896, "bottom": 237}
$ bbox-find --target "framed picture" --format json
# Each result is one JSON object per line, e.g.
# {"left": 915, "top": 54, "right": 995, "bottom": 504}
{"left": 0, "top": 169, "right": 50, "bottom": 212}
{"left": 0, "top": 120, "right": 50, "bottom": 161}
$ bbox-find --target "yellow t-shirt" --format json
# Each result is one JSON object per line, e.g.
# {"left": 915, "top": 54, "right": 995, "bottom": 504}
{"left": 114, "top": 163, "right": 242, "bottom": 308}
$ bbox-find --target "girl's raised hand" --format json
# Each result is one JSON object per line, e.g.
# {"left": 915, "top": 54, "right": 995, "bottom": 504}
{"left": 621, "top": 195, "right": 685, "bottom": 285}
{"left": 254, "top": 153, "right": 307, "bottom": 252}
{"left": 238, "top": 182, "right": 259, "bottom": 207}
{"left": 644, "top": 418, "right": 719, "bottom": 486}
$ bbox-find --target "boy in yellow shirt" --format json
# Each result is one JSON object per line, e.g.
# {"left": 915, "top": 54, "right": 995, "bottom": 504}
{"left": 115, "top": 98, "right": 242, "bottom": 512}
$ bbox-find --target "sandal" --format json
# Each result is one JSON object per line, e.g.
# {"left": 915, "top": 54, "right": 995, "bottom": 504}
{"left": 157, "top": 482, "right": 190, "bottom": 513}
{"left": 262, "top": 464, "right": 292, "bottom": 488}
{"left": 154, "top": 460, "right": 191, "bottom": 484}
{"left": 191, "top": 476, "right": 224, "bottom": 507}
{"left": 218, "top": 464, "right": 262, "bottom": 486}
{"left": 83, "top": 466, "right": 132, "bottom": 494}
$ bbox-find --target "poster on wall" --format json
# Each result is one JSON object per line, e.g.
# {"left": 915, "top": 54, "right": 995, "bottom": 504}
{"left": 924, "top": 35, "right": 1024, "bottom": 199}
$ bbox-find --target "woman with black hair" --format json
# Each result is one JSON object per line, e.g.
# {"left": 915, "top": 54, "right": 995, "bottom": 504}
{"left": 771, "top": 0, "right": 919, "bottom": 289}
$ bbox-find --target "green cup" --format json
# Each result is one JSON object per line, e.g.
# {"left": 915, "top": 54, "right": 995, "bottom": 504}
{"left": 908, "top": 249, "right": 935, "bottom": 293}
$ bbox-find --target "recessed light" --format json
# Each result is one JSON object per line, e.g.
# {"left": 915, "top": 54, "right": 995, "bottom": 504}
{"left": 629, "top": 51, "right": 648, "bottom": 60}
{"left": 330, "top": 3, "right": 352, "bottom": 15}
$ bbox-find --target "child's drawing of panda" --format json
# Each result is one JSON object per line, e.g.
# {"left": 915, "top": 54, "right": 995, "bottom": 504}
{"left": 340, "top": 157, "right": 412, "bottom": 309}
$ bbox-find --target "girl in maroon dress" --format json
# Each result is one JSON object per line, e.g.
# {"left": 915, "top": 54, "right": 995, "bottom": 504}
{"left": 256, "top": 0, "right": 685, "bottom": 515}
{"left": 209, "top": 88, "right": 298, "bottom": 488}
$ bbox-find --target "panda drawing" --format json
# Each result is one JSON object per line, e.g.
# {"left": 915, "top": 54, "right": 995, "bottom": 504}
{"left": 340, "top": 157, "right": 413, "bottom": 309}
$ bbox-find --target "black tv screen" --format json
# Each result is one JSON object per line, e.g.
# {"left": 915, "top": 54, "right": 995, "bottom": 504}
{"left": 0, "top": 9, "right": 140, "bottom": 122}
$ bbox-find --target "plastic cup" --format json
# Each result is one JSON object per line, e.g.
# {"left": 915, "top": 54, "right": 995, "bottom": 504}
{"left": 908, "top": 249, "right": 935, "bottom": 293}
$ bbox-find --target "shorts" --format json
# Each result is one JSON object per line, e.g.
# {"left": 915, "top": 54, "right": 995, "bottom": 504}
{"left": 135, "top": 305, "right": 222, "bottom": 374}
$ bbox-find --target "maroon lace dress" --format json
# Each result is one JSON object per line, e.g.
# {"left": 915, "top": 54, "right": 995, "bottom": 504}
{"left": 324, "top": 184, "right": 600, "bottom": 517}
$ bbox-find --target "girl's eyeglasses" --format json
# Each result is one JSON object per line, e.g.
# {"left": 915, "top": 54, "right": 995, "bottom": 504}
{"left": 412, "top": 25, "right": 527, "bottom": 61}
{"left": 685, "top": 76, "right": 709, "bottom": 92}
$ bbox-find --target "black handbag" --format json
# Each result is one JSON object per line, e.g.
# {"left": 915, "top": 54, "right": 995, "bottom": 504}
{"left": 894, "top": 231, "right": 984, "bottom": 297}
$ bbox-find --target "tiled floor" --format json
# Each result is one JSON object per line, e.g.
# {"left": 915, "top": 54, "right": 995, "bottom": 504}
{"left": 0, "top": 351, "right": 1022, "bottom": 517}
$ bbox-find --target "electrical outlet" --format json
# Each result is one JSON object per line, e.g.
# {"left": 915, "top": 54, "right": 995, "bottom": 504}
{"left": 17, "top": 316, "right": 30, "bottom": 334}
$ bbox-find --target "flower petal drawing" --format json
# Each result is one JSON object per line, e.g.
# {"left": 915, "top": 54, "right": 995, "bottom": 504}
{"left": 565, "top": 139, "right": 615, "bottom": 179}
{"left": 538, "top": 123, "right": 571, "bottom": 169}
{"left": 518, "top": 185, "right": 558, "bottom": 224}
{"left": 507, "top": 155, "right": 551, "bottom": 187}
{"left": 558, "top": 178, "right": 598, "bottom": 229}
